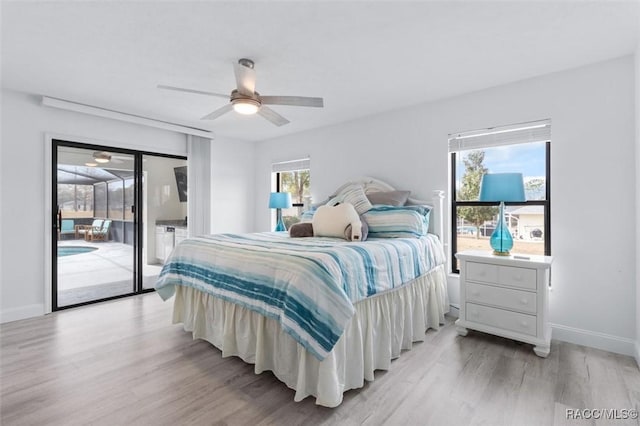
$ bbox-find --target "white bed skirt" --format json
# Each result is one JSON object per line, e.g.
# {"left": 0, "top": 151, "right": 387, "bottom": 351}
{"left": 172, "top": 264, "right": 450, "bottom": 408}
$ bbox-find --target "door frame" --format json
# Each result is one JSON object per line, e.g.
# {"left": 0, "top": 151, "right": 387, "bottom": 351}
{"left": 45, "top": 134, "right": 187, "bottom": 312}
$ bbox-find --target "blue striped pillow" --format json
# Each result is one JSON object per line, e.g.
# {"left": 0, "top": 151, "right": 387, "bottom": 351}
{"left": 362, "top": 205, "right": 431, "bottom": 238}
{"left": 300, "top": 206, "right": 317, "bottom": 222}
{"left": 329, "top": 183, "right": 372, "bottom": 214}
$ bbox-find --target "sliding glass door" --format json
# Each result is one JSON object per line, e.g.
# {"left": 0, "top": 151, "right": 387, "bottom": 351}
{"left": 52, "top": 140, "right": 187, "bottom": 310}
{"left": 141, "top": 154, "right": 188, "bottom": 290}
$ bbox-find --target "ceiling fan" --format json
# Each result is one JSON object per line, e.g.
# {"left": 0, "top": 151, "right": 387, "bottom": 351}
{"left": 158, "top": 58, "right": 324, "bottom": 127}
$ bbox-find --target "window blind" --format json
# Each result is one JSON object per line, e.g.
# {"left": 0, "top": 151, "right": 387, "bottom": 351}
{"left": 271, "top": 157, "right": 310, "bottom": 173}
{"left": 448, "top": 119, "right": 551, "bottom": 152}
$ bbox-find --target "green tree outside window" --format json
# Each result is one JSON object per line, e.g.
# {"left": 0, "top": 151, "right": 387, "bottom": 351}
{"left": 279, "top": 170, "right": 310, "bottom": 228}
{"left": 457, "top": 150, "right": 497, "bottom": 238}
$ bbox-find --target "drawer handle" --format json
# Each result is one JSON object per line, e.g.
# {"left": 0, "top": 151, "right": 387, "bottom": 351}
{"left": 513, "top": 274, "right": 523, "bottom": 281}
{"left": 471, "top": 290, "right": 480, "bottom": 296}
{"left": 519, "top": 320, "right": 528, "bottom": 328}
{"left": 519, "top": 298, "right": 529, "bottom": 305}
{"left": 470, "top": 310, "right": 479, "bottom": 317}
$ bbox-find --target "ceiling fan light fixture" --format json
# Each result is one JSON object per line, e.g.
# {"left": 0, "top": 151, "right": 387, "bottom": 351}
{"left": 158, "top": 58, "right": 323, "bottom": 126}
{"left": 85, "top": 161, "right": 98, "bottom": 167}
{"left": 93, "top": 151, "right": 111, "bottom": 163}
{"left": 232, "top": 99, "right": 260, "bottom": 115}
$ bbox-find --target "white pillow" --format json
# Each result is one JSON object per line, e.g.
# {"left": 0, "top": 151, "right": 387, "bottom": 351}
{"left": 328, "top": 183, "right": 372, "bottom": 214}
{"left": 312, "top": 203, "right": 363, "bottom": 241}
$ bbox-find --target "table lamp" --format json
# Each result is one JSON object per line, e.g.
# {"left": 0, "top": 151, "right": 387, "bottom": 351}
{"left": 479, "top": 173, "right": 525, "bottom": 256}
{"left": 269, "top": 192, "right": 292, "bottom": 231}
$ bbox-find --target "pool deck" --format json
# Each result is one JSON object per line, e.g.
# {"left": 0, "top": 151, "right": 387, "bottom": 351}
{"left": 57, "top": 239, "right": 162, "bottom": 306}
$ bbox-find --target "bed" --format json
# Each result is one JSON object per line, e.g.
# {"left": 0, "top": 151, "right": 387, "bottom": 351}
{"left": 155, "top": 177, "right": 449, "bottom": 407}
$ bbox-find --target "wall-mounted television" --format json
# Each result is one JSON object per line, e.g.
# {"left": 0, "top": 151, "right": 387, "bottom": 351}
{"left": 174, "top": 166, "right": 188, "bottom": 202}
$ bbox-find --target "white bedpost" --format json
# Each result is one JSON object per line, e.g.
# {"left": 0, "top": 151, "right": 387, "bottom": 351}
{"left": 431, "top": 190, "right": 445, "bottom": 240}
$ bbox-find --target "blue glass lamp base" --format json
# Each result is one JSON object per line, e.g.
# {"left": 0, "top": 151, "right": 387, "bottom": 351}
{"left": 490, "top": 233, "right": 513, "bottom": 256}
{"left": 490, "top": 202, "right": 514, "bottom": 256}
{"left": 274, "top": 218, "right": 286, "bottom": 232}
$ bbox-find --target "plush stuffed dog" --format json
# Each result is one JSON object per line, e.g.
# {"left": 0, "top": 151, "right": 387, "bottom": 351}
{"left": 312, "top": 202, "right": 363, "bottom": 241}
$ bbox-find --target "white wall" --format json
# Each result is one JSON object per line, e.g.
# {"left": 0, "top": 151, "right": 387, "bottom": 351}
{"left": 255, "top": 56, "right": 637, "bottom": 356}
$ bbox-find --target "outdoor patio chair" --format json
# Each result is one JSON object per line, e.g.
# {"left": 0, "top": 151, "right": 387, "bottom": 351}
{"left": 58, "top": 219, "right": 75, "bottom": 240}
{"left": 86, "top": 219, "right": 111, "bottom": 242}
{"left": 77, "top": 219, "right": 103, "bottom": 240}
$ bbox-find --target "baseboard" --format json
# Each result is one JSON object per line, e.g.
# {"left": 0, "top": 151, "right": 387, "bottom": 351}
{"left": 551, "top": 323, "right": 636, "bottom": 357}
{"left": 0, "top": 304, "right": 45, "bottom": 324}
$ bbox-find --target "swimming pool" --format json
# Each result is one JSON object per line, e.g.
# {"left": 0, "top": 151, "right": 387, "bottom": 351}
{"left": 58, "top": 246, "right": 98, "bottom": 257}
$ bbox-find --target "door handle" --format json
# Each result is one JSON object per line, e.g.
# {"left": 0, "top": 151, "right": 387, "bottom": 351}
{"left": 56, "top": 206, "right": 62, "bottom": 229}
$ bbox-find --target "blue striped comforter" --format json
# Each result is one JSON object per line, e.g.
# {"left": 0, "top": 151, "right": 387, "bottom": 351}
{"left": 155, "top": 232, "right": 445, "bottom": 361}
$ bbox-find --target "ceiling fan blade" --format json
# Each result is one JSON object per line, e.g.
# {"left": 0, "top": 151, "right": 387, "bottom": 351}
{"left": 201, "top": 103, "right": 234, "bottom": 120}
{"left": 158, "top": 84, "right": 229, "bottom": 99}
{"left": 260, "top": 96, "right": 324, "bottom": 108}
{"left": 258, "top": 106, "right": 290, "bottom": 127}
{"left": 234, "top": 62, "right": 256, "bottom": 96}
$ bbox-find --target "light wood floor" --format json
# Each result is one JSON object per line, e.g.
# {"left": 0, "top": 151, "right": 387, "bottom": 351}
{"left": 2, "top": 293, "right": 639, "bottom": 426}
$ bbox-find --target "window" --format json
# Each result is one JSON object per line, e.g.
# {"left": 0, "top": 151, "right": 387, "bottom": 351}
{"left": 107, "top": 180, "right": 124, "bottom": 220}
{"left": 58, "top": 183, "right": 94, "bottom": 218}
{"left": 272, "top": 158, "right": 311, "bottom": 229}
{"left": 449, "top": 120, "right": 551, "bottom": 273}
{"left": 94, "top": 182, "right": 107, "bottom": 218}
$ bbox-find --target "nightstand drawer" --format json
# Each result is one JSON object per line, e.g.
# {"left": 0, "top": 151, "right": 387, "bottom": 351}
{"left": 466, "top": 283, "right": 537, "bottom": 314}
{"left": 467, "top": 262, "right": 499, "bottom": 283}
{"left": 498, "top": 266, "right": 536, "bottom": 290}
{"left": 467, "top": 262, "right": 537, "bottom": 290}
{"left": 466, "top": 303, "right": 537, "bottom": 336}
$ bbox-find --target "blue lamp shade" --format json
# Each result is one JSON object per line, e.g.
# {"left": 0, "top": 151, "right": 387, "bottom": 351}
{"left": 479, "top": 173, "right": 526, "bottom": 202}
{"left": 269, "top": 192, "right": 292, "bottom": 231}
{"left": 269, "top": 192, "right": 292, "bottom": 209}
{"left": 479, "top": 173, "right": 525, "bottom": 256}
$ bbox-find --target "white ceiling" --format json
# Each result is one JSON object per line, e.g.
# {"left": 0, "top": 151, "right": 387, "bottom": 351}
{"left": 2, "top": 1, "right": 639, "bottom": 142}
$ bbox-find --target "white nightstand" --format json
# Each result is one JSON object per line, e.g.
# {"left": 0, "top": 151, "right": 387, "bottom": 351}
{"left": 455, "top": 250, "right": 553, "bottom": 357}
